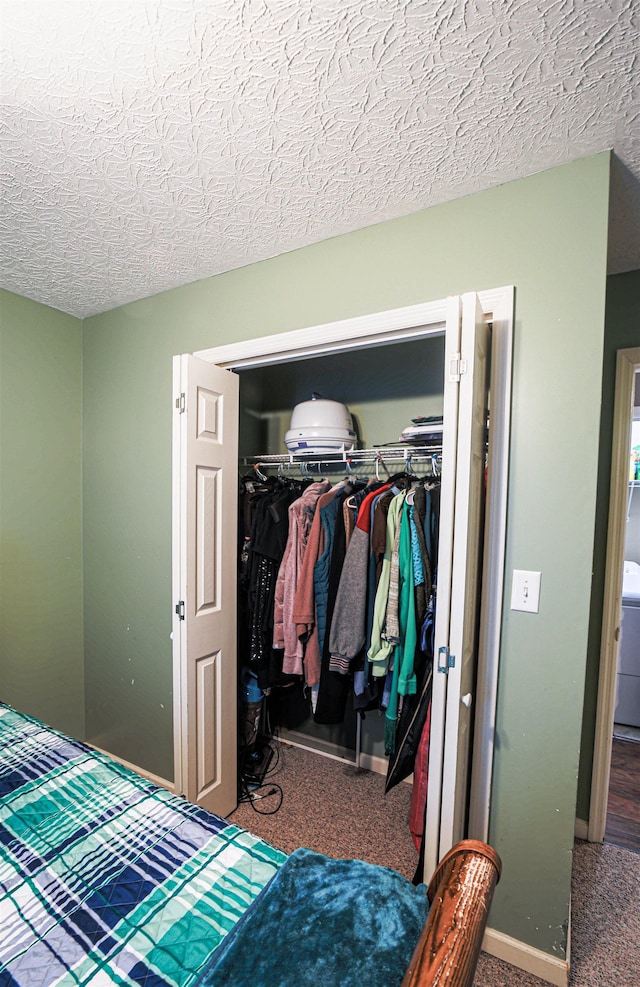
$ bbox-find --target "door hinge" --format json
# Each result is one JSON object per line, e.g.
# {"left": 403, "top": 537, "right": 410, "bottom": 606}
{"left": 176, "top": 393, "right": 186, "bottom": 413}
{"left": 175, "top": 600, "right": 185, "bottom": 620}
{"left": 448, "top": 354, "right": 468, "bottom": 382}
{"left": 437, "top": 645, "right": 455, "bottom": 674}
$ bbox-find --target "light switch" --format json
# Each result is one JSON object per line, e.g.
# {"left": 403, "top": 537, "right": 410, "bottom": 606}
{"left": 511, "top": 569, "right": 541, "bottom": 613}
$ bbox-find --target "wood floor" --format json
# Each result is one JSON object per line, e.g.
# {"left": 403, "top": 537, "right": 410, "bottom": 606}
{"left": 605, "top": 737, "right": 640, "bottom": 853}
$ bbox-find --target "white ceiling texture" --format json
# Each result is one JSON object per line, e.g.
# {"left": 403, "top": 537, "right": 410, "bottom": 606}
{"left": 1, "top": 0, "right": 638, "bottom": 319}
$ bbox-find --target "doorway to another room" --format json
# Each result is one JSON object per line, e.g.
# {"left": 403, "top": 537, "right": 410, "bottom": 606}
{"left": 606, "top": 368, "right": 640, "bottom": 853}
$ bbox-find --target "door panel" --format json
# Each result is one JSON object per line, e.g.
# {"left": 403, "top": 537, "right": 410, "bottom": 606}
{"left": 173, "top": 354, "right": 239, "bottom": 817}
{"left": 423, "top": 295, "right": 463, "bottom": 878}
{"left": 196, "top": 650, "right": 220, "bottom": 796}
{"left": 439, "top": 292, "right": 490, "bottom": 858}
{"left": 196, "top": 466, "right": 219, "bottom": 613}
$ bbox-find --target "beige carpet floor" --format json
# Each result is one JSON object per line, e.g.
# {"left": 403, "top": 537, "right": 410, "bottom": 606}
{"left": 228, "top": 740, "right": 640, "bottom": 987}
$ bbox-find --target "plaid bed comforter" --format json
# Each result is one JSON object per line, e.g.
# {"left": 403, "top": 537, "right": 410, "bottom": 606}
{"left": 0, "top": 704, "right": 285, "bottom": 986}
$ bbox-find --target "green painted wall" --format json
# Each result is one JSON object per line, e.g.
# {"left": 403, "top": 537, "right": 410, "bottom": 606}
{"left": 82, "top": 153, "right": 611, "bottom": 959}
{"left": 577, "top": 269, "right": 640, "bottom": 821}
{"left": 0, "top": 289, "right": 84, "bottom": 738}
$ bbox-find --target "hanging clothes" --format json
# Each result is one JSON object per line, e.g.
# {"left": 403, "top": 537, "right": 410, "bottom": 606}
{"left": 313, "top": 486, "right": 368, "bottom": 724}
{"left": 314, "top": 490, "right": 355, "bottom": 658}
{"left": 239, "top": 456, "right": 443, "bottom": 865}
{"left": 328, "top": 482, "right": 391, "bottom": 674}
{"left": 386, "top": 599, "right": 435, "bottom": 793}
{"left": 239, "top": 478, "right": 304, "bottom": 690}
{"left": 368, "top": 491, "right": 406, "bottom": 678}
{"left": 384, "top": 498, "right": 419, "bottom": 754}
{"left": 239, "top": 464, "right": 441, "bottom": 777}
{"left": 291, "top": 481, "right": 347, "bottom": 687}
{"left": 274, "top": 480, "right": 331, "bottom": 676}
{"left": 410, "top": 485, "right": 433, "bottom": 625}
{"left": 409, "top": 702, "right": 432, "bottom": 852}
{"left": 352, "top": 488, "right": 396, "bottom": 711}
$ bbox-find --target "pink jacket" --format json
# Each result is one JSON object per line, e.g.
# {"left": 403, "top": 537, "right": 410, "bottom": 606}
{"left": 292, "top": 484, "right": 344, "bottom": 686}
{"left": 273, "top": 481, "right": 330, "bottom": 676}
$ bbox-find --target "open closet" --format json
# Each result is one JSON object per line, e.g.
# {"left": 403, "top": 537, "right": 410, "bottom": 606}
{"left": 172, "top": 288, "right": 514, "bottom": 879}
{"left": 236, "top": 335, "right": 445, "bottom": 769}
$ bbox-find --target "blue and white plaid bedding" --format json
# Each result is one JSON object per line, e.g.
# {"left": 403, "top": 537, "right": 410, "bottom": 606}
{"left": 0, "top": 704, "right": 286, "bottom": 986}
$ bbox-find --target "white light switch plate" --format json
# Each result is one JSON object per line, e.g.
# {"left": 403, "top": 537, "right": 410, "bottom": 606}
{"left": 511, "top": 569, "right": 541, "bottom": 613}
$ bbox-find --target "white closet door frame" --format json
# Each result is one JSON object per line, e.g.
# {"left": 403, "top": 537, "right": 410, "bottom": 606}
{"left": 423, "top": 295, "right": 463, "bottom": 875}
{"left": 180, "top": 287, "right": 513, "bottom": 851}
{"left": 437, "top": 292, "right": 491, "bottom": 862}
{"left": 589, "top": 346, "right": 640, "bottom": 841}
{"left": 468, "top": 285, "right": 514, "bottom": 839}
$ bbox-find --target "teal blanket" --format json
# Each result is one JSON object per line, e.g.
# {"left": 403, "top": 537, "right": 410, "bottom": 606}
{"left": 0, "top": 703, "right": 285, "bottom": 986}
{"left": 194, "top": 847, "right": 430, "bottom": 987}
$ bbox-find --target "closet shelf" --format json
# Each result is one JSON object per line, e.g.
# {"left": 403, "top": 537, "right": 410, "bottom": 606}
{"left": 240, "top": 444, "right": 443, "bottom": 477}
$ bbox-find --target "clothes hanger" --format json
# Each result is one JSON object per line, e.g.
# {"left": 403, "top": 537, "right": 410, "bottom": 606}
{"left": 374, "top": 452, "right": 391, "bottom": 481}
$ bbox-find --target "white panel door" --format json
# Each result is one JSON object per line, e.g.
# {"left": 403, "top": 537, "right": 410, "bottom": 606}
{"left": 438, "top": 292, "right": 490, "bottom": 859}
{"left": 172, "top": 353, "right": 239, "bottom": 817}
{"left": 423, "top": 295, "right": 464, "bottom": 879}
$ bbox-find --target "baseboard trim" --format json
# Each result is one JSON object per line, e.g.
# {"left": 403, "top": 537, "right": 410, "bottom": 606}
{"left": 358, "top": 751, "right": 413, "bottom": 784}
{"left": 278, "top": 736, "right": 387, "bottom": 775}
{"left": 482, "top": 927, "right": 568, "bottom": 987}
{"left": 89, "top": 743, "right": 175, "bottom": 793}
{"left": 574, "top": 817, "right": 588, "bottom": 840}
{"left": 358, "top": 751, "right": 387, "bottom": 776}
{"left": 277, "top": 737, "right": 412, "bottom": 784}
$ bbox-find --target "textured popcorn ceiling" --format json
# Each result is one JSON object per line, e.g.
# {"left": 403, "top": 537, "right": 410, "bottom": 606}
{"left": 1, "top": 0, "right": 638, "bottom": 318}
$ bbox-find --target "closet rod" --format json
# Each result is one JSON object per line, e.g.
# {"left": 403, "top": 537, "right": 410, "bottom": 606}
{"left": 240, "top": 444, "right": 443, "bottom": 476}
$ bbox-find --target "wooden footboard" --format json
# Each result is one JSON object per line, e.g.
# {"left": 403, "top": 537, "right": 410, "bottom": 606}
{"left": 400, "top": 839, "right": 502, "bottom": 987}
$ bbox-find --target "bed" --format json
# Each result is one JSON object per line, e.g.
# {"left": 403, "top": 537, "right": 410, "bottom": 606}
{"left": 0, "top": 702, "right": 500, "bottom": 987}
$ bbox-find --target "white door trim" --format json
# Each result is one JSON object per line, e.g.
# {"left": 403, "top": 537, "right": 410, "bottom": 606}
{"left": 194, "top": 287, "right": 512, "bottom": 370}
{"left": 185, "top": 286, "right": 513, "bottom": 845}
{"left": 194, "top": 298, "right": 448, "bottom": 367}
{"left": 423, "top": 294, "right": 464, "bottom": 876}
{"left": 589, "top": 346, "right": 640, "bottom": 842}
{"left": 482, "top": 927, "right": 569, "bottom": 987}
{"left": 469, "top": 285, "right": 514, "bottom": 839}
{"left": 438, "top": 292, "right": 491, "bottom": 861}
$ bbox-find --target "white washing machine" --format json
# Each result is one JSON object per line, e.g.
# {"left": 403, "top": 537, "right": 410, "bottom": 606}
{"left": 615, "top": 560, "right": 640, "bottom": 728}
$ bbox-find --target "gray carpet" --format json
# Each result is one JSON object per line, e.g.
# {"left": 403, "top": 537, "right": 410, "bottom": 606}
{"left": 229, "top": 740, "right": 640, "bottom": 987}
{"left": 230, "top": 739, "right": 417, "bottom": 879}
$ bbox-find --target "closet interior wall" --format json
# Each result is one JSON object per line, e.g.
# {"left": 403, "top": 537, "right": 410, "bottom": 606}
{"left": 237, "top": 334, "right": 446, "bottom": 767}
